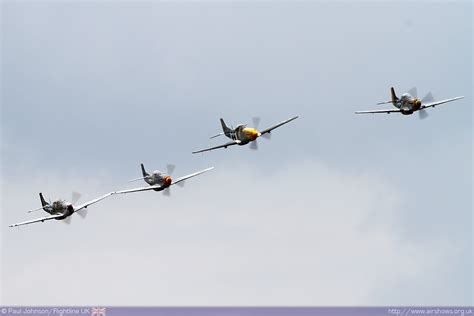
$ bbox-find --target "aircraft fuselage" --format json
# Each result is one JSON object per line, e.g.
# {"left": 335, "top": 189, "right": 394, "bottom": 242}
{"left": 144, "top": 171, "right": 172, "bottom": 191}
{"left": 225, "top": 125, "right": 260, "bottom": 144}
{"left": 44, "top": 200, "right": 74, "bottom": 220}
{"left": 395, "top": 93, "right": 422, "bottom": 115}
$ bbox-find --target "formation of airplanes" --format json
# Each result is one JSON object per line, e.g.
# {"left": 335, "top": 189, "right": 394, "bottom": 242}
{"left": 9, "top": 87, "right": 465, "bottom": 228}
{"left": 9, "top": 165, "right": 215, "bottom": 227}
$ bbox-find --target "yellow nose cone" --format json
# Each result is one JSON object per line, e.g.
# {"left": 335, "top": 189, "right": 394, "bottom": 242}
{"left": 244, "top": 128, "right": 260, "bottom": 140}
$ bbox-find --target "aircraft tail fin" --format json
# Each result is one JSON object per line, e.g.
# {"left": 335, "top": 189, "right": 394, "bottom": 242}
{"left": 390, "top": 87, "right": 399, "bottom": 105}
{"left": 39, "top": 193, "right": 48, "bottom": 207}
{"left": 141, "top": 163, "right": 149, "bottom": 177}
{"left": 220, "top": 118, "right": 232, "bottom": 136}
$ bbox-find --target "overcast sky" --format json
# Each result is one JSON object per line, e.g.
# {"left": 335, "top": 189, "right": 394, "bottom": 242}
{"left": 1, "top": 0, "right": 472, "bottom": 305}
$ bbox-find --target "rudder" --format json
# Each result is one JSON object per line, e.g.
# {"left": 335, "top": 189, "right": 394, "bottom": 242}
{"left": 39, "top": 193, "right": 48, "bottom": 207}
{"left": 220, "top": 118, "right": 232, "bottom": 136}
{"left": 141, "top": 163, "right": 149, "bottom": 177}
{"left": 390, "top": 87, "right": 399, "bottom": 105}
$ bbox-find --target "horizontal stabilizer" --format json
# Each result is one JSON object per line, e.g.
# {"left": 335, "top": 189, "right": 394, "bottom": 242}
{"left": 128, "top": 176, "right": 148, "bottom": 183}
{"left": 210, "top": 132, "right": 224, "bottom": 139}
{"left": 27, "top": 206, "right": 47, "bottom": 214}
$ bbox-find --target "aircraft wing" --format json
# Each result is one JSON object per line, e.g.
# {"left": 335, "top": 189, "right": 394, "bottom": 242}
{"left": 172, "top": 167, "right": 214, "bottom": 186}
{"left": 260, "top": 116, "right": 299, "bottom": 135}
{"left": 114, "top": 184, "right": 163, "bottom": 194}
{"left": 192, "top": 141, "right": 240, "bottom": 154}
{"left": 355, "top": 109, "right": 402, "bottom": 114}
{"left": 9, "top": 214, "right": 64, "bottom": 228}
{"left": 73, "top": 192, "right": 114, "bottom": 213}
{"left": 421, "top": 96, "right": 464, "bottom": 109}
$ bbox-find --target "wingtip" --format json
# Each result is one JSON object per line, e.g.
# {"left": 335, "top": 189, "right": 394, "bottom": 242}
{"left": 200, "top": 166, "right": 214, "bottom": 173}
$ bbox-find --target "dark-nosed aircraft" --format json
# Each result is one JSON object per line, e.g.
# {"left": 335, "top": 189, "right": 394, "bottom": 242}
{"left": 355, "top": 87, "right": 464, "bottom": 119}
{"left": 9, "top": 191, "right": 113, "bottom": 227}
{"left": 192, "top": 116, "right": 299, "bottom": 154}
{"left": 114, "top": 163, "right": 214, "bottom": 196}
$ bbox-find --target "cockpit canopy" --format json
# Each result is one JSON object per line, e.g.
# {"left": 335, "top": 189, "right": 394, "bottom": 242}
{"left": 52, "top": 200, "right": 65, "bottom": 210}
{"left": 401, "top": 92, "right": 411, "bottom": 99}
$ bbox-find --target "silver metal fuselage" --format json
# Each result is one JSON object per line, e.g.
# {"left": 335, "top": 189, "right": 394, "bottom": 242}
{"left": 145, "top": 171, "right": 172, "bottom": 191}
{"left": 394, "top": 93, "right": 421, "bottom": 115}
{"left": 225, "top": 125, "right": 259, "bottom": 145}
{"left": 45, "top": 200, "right": 74, "bottom": 220}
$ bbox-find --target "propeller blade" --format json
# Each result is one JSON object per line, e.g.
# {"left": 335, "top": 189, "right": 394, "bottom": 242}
{"left": 262, "top": 133, "right": 271, "bottom": 140}
{"left": 176, "top": 181, "right": 185, "bottom": 188}
{"left": 71, "top": 191, "right": 82, "bottom": 204}
{"left": 252, "top": 117, "right": 261, "bottom": 129}
{"left": 418, "top": 109, "right": 429, "bottom": 120}
{"left": 166, "top": 164, "right": 176, "bottom": 175}
{"left": 422, "top": 92, "right": 434, "bottom": 104}
{"left": 408, "top": 87, "right": 417, "bottom": 98}
{"left": 63, "top": 216, "right": 72, "bottom": 224}
{"left": 163, "top": 187, "right": 171, "bottom": 196}
{"left": 250, "top": 140, "right": 258, "bottom": 150}
{"left": 76, "top": 209, "right": 88, "bottom": 219}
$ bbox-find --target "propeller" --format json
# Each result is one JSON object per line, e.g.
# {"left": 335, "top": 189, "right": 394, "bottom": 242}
{"left": 418, "top": 92, "right": 434, "bottom": 120}
{"left": 166, "top": 164, "right": 176, "bottom": 175}
{"left": 250, "top": 140, "right": 259, "bottom": 150}
{"left": 253, "top": 116, "right": 273, "bottom": 140}
{"left": 163, "top": 164, "right": 179, "bottom": 194}
{"left": 63, "top": 216, "right": 72, "bottom": 224}
{"left": 422, "top": 92, "right": 434, "bottom": 103}
{"left": 252, "top": 116, "right": 272, "bottom": 140}
{"left": 166, "top": 163, "right": 185, "bottom": 188}
{"left": 408, "top": 87, "right": 418, "bottom": 98}
{"left": 70, "top": 191, "right": 89, "bottom": 218}
{"left": 418, "top": 109, "right": 429, "bottom": 120}
{"left": 76, "top": 209, "right": 88, "bottom": 219}
{"left": 71, "top": 191, "right": 82, "bottom": 204}
{"left": 252, "top": 117, "right": 261, "bottom": 129}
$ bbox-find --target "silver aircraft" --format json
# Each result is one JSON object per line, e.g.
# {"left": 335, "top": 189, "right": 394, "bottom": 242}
{"left": 355, "top": 87, "right": 464, "bottom": 119}
{"left": 115, "top": 163, "right": 214, "bottom": 195}
{"left": 192, "top": 116, "right": 299, "bottom": 154}
{"left": 9, "top": 191, "right": 113, "bottom": 227}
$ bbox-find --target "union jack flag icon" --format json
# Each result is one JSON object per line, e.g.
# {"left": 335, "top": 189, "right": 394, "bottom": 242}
{"left": 91, "top": 307, "right": 106, "bottom": 316}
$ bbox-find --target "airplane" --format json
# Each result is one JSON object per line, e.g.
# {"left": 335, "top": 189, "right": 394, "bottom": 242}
{"left": 9, "top": 191, "right": 114, "bottom": 227}
{"left": 192, "top": 116, "right": 299, "bottom": 154}
{"left": 114, "top": 163, "right": 214, "bottom": 195}
{"left": 355, "top": 87, "right": 464, "bottom": 119}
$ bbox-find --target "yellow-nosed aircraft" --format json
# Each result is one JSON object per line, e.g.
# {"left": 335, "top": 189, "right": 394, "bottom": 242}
{"left": 192, "top": 116, "right": 299, "bottom": 154}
